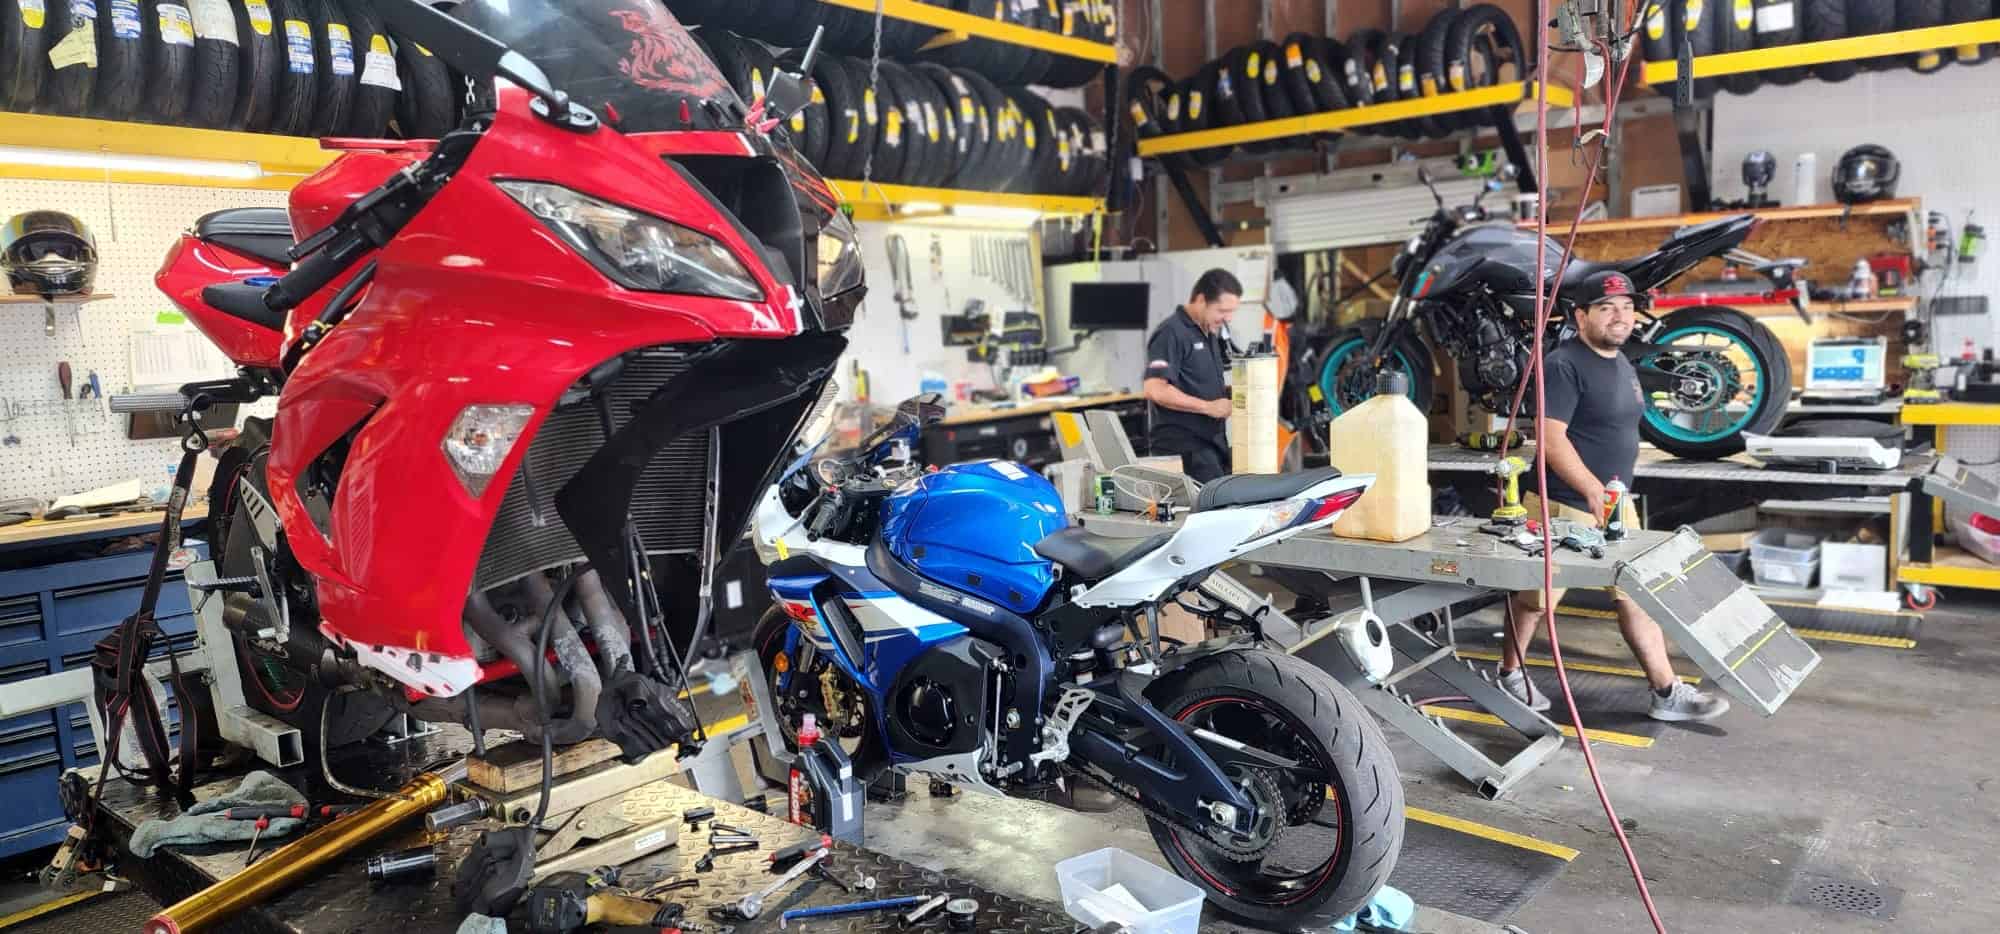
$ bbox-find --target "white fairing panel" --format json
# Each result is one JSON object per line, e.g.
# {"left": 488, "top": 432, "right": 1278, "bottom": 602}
{"left": 1070, "top": 474, "right": 1375, "bottom": 607}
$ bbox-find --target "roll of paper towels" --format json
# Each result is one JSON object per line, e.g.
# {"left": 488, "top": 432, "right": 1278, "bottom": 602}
{"left": 1793, "top": 152, "right": 1817, "bottom": 206}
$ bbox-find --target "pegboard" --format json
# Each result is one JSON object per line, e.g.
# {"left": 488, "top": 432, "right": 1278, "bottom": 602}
{"left": 0, "top": 178, "right": 285, "bottom": 503}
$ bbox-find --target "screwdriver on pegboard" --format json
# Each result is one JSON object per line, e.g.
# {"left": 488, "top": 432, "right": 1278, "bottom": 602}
{"left": 56, "top": 362, "right": 74, "bottom": 446}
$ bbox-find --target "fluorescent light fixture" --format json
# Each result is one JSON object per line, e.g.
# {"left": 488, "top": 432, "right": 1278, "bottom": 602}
{"left": 897, "top": 201, "right": 945, "bottom": 214}
{"left": 947, "top": 204, "right": 1048, "bottom": 224}
{"left": 0, "top": 145, "right": 263, "bottom": 180}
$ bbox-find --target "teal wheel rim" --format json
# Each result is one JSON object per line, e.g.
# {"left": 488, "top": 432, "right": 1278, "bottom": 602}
{"left": 1639, "top": 324, "right": 1767, "bottom": 443}
{"left": 1317, "top": 337, "right": 1420, "bottom": 417}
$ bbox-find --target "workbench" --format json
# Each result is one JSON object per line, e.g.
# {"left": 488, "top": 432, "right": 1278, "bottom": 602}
{"left": 90, "top": 727, "right": 1085, "bottom": 934}
{"left": 925, "top": 392, "right": 1147, "bottom": 470}
{"left": 0, "top": 504, "right": 207, "bottom": 556}
{"left": 1081, "top": 510, "right": 1821, "bottom": 797}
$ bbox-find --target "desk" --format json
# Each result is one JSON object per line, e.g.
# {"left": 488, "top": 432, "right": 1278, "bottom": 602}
{"left": 926, "top": 393, "right": 1147, "bottom": 469}
{"left": 0, "top": 505, "right": 207, "bottom": 554}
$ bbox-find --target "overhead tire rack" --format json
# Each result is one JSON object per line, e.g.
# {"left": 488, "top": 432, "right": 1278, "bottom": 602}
{"left": 823, "top": 178, "right": 1105, "bottom": 222}
{"left": 817, "top": 0, "right": 1119, "bottom": 64}
{"left": 1642, "top": 17, "right": 2000, "bottom": 83}
{"left": 1135, "top": 80, "right": 1573, "bottom": 247}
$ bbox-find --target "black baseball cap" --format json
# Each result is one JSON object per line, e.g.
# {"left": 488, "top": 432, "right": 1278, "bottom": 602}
{"left": 1576, "top": 269, "right": 1639, "bottom": 309}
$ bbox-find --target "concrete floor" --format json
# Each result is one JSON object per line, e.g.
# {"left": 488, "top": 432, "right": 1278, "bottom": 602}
{"left": 706, "top": 589, "right": 2000, "bottom": 934}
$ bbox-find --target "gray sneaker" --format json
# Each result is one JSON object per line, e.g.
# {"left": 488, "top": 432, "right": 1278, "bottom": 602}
{"left": 1648, "top": 682, "right": 1730, "bottom": 722}
{"left": 1498, "top": 668, "right": 1551, "bottom": 712}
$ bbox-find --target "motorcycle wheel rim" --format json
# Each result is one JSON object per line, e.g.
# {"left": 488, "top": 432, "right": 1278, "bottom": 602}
{"left": 1317, "top": 337, "right": 1419, "bottom": 416}
{"left": 1163, "top": 695, "right": 1344, "bottom": 907}
{"left": 1638, "top": 324, "right": 1767, "bottom": 443}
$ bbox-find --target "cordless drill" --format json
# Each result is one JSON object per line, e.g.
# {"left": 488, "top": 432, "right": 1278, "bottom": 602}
{"left": 522, "top": 871, "right": 681, "bottom": 933}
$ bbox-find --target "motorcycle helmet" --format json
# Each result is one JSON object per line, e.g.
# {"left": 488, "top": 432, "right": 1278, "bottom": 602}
{"left": 1833, "top": 145, "right": 1900, "bottom": 205}
{"left": 2, "top": 212, "right": 99, "bottom": 298}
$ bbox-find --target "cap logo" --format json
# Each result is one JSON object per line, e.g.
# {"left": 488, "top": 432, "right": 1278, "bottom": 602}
{"left": 1602, "top": 273, "right": 1631, "bottom": 295}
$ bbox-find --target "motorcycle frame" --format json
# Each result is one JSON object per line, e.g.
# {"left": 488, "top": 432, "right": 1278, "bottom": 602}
{"left": 158, "top": 86, "right": 854, "bottom": 700}
{"left": 751, "top": 471, "right": 1370, "bottom": 836}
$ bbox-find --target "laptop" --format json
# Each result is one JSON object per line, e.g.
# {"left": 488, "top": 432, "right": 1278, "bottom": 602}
{"left": 1801, "top": 338, "right": 1889, "bottom": 404}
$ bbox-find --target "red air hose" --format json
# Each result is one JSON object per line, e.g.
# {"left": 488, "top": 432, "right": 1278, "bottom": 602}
{"left": 1522, "top": 3, "right": 1671, "bottom": 931}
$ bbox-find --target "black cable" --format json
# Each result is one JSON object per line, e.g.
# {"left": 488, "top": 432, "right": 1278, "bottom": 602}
{"left": 529, "top": 571, "right": 581, "bottom": 830}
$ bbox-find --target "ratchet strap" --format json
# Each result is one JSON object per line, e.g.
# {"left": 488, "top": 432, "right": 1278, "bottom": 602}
{"left": 89, "top": 441, "right": 207, "bottom": 812}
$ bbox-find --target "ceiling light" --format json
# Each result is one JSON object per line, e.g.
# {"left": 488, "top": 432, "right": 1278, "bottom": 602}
{"left": 0, "top": 145, "right": 262, "bottom": 180}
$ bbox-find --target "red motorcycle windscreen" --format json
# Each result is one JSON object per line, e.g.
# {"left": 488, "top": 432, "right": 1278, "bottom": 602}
{"left": 452, "top": 0, "right": 742, "bottom": 132}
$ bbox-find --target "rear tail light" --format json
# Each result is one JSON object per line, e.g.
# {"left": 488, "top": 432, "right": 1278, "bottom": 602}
{"left": 1304, "top": 487, "right": 1368, "bottom": 522}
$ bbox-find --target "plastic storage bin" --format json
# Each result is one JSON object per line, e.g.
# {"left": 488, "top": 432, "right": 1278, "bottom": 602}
{"left": 1054, "top": 847, "right": 1204, "bottom": 934}
{"left": 1749, "top": 529, "right": 1821, "bottom": 587}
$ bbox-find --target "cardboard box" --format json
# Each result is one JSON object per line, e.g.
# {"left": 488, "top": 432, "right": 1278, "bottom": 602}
{"left": 1701, "top": 530, "right": 1757, "bottom": 553}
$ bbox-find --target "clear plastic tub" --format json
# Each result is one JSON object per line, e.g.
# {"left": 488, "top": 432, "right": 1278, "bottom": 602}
{"left": 1750, "top": 529, "right": 1821, "bottom": 587}
{"left": 1054, "top": 847, "right": 1204, "bottom": 934}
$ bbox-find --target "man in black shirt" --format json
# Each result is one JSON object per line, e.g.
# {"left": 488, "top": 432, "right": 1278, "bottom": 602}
{"left": 1500, "top": 270, "right": 1729, "bottom": 723}
{"left": 1143, "top": 269, "right": 1240, "bottom": 483}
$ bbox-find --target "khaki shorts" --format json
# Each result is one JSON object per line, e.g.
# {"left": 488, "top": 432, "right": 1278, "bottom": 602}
{"left": 1514, "top": 491, "right": 1639, "bottom": 610}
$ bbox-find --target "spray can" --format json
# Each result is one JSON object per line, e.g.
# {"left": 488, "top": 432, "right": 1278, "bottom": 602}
{"left": 1093, "top": 474, "right": 1115, "bottom": 514}
{"left": 789, "top": 714, "right": 820, "bottom": 826}
{"left": 1602, "top": 478, "right": 1628, "bottom": 541}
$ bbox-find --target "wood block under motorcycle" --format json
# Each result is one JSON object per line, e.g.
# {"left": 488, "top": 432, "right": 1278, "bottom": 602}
{"left": 468, "top": 738, "right": 626, "bottom": 793}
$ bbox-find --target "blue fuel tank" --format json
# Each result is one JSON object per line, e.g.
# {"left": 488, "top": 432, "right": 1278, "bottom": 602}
{"left": 878, "top": 459, "right": 1067, "bottom": 615}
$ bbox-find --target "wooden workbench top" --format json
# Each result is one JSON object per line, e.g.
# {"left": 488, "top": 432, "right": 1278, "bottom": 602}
{"left": 938, "top": 391, "right": 1143, "bottom": 426}
{"left": 0, "top": 504, "right": 207, "bottom": 550}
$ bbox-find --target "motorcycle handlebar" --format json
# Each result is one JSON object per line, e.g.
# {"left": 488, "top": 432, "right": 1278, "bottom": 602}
{"left": 109, "top": 392, "right": 191, "bottom": 414}
{"left": 265, "top": 229, "right": 373, "bottom": 313}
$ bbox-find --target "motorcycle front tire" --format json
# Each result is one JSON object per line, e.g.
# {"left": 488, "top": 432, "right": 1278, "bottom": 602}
{"left": 1312, "top": 323, "right": 1435, "bottom": 420}
{"left": 1142, "top": 648, "right": 1404, "bottom": 927}
{"left": 1636, "top": 304, "right": 1791, "bottom": 459}
{"left": 751, "top": 606, "right": 886, "bottom": 780}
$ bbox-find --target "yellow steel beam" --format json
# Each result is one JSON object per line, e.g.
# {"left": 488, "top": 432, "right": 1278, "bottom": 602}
{"left": 1643, "top": 19, "right": 2000, "bottom": 83}
{"left": 1899, "top": 402, "right": 2000, "bottom": 426}
{"left": 0, "top": 114, "right": 332, "bottom": 190}
{"left": 823, "top": 178, "right": 1103, "bottom": 221}
{"left": 1137, "top": 81, "right": 1574, "bottom": 157}
{"left": 1898, "top": 561, "right": 2000, "bottom": 590}
{"left": 819, "top": 0, "right": 1117, "bottom": 63}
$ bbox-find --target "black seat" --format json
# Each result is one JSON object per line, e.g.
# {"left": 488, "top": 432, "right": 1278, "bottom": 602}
{"left": 195, "top": 207, "right": 295, "bottom": 267}
{"left": 1033, "top": 526, "right": 1172, "bottom": 581}
{"left": 201, "top": 282, "right": 287, "bottom": 331}
{"left": 1194, "top": 466, "right": 1343, "bottom": 512}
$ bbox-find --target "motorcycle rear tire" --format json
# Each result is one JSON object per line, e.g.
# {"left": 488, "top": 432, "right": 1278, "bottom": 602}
{"left": 265, "top": 0, "right": 315, "bottom": 136}
{"left": 232, "top": 0, "right": 282, "bottom": 130}
{"left": 183, "top": 0, "right": 240, "bottom": 128}
{"left": 305, "top": 0, "right": 352, "bottom": 137}
{"left": 1636, "top": 304, "right": 1791, "bottom": 458}
{"left": 92, "top": 0, "right": 144, "bottom": 120}
{"left": 141, "top": 0, "right": 196, "bottom": 123}
{"left": 336, "top": 0, "right": 395, "bottom": 136}
{"left": 1142, "top": 648, "right": 1404, "bottom": 927}
{"left": 391, "top": 28, "right": 453, "bottom": 138}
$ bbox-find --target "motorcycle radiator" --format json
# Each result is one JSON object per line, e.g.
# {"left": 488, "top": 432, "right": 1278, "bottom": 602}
{"left": 474, "top": 346, "right": 710, "bottom": 590}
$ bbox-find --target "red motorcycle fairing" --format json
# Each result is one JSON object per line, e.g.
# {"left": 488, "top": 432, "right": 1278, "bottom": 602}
{"left": 261, "top": 88, "right": 837, "bottom": 698}
{"left": 156, "top": 238, "right": 288, "bottom": 369}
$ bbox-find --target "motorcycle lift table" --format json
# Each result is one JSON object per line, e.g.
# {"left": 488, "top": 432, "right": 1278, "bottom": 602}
{"left": 1079, "top": 511, "right": 1822, "bottom": 800}
{"left": 83, "top": 724, "right": 1086, "bottom": 934}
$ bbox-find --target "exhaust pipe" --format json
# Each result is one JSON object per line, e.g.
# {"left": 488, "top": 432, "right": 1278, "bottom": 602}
{"left": 573, "top": 569, "right": 635, "bottom": 677}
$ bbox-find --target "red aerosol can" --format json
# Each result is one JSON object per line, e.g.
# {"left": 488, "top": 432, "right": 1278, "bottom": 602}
{"left": 789, "top": 714, "right": 820, "bottom": 826}
{"left": 1602, "top": 478, "right": 1628, "bottom": 541}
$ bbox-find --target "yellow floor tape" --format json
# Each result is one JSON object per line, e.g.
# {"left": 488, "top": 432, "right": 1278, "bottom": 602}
{"left": 1454, "top": 649, "right": 1701, "bottom": 685}
{"left": 1405, "top": 806, "right": 1581, "bottom": 861}
{"left": 1418, "top": 705, "right": 1656, "bottom": 749}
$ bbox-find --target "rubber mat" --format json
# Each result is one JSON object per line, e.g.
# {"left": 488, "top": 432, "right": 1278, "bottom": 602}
{"left": 1386, "top": 816, "right": 1571, "bottom": 923}
{"left": 1561, "top": 589, "right": 1920, "bottom": 648}
{"left": 0, "top": 891, "right": 157, "bottom": 932}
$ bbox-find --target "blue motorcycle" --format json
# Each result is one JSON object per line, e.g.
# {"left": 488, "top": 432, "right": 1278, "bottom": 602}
{"left": 749, "top": 395, "right": 1404, "bottom": 926}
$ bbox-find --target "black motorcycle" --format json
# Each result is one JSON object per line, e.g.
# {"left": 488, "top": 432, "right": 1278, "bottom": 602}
{"left": 1293, "top": 167, "right": 1796, "bottom": 459}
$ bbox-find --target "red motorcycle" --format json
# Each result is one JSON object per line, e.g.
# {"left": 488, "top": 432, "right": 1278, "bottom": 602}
{"left": 142, "top": 0, "right": 861, "bottom": 768}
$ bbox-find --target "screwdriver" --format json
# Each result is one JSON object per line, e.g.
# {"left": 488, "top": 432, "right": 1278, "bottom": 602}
{"left": 56, "top": 362, "right": 73, "bottom": 446}
{"left": 243, "top": 817, "right": 271, "bottom": 865}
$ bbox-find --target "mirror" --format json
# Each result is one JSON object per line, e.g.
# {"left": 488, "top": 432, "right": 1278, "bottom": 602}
{"left": 374, "top": 0, "right": 569, "bottom": 116}
{"left": 1497, "top": 163, "right": 1520, "bottom": 183}
{"left": 762, "top": 27, "right": 823, "bottom": 122}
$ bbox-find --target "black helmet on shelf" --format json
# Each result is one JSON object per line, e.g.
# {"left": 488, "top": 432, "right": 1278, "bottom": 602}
{"left": 1833, "top": 145, "right": 1900, "bottom": 205}
{"left": 2, "top": 211, "right": 99, "bottom": 298}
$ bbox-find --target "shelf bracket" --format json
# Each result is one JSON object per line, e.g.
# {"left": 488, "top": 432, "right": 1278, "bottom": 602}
{"left": 1675, "top": 106, "right": 1713, "bottom": 213}
{"left": 1161, "top": 159, "right": 1225, "bottom": 249}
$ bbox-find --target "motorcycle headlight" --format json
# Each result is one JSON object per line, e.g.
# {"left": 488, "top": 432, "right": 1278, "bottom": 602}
{"left": 816, "top": 210, "right": 864, "bottom": 298}
{"left": 496, "top": 180, "right": 762, "bottom": 300}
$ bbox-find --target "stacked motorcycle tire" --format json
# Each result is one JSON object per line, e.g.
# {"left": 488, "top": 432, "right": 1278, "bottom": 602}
{"left": 665, "top": 0, "right": 1117, "bottom": 89}
{"left": 1122, "top": 3, "right": 1532, "bottom": 166}
{"left": 0, "top": 0, "right": 460, "bottom": 138}
{"left": 700, "top": 25, "right": 1107, "bottom": 195}
{"left": 1640, "top": 0, "right": 1999, "bottom": 96}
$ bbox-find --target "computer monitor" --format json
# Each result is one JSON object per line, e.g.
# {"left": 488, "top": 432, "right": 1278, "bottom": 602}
{"left": 1069, "top": 281, "right": 1151, "bottom": 331}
